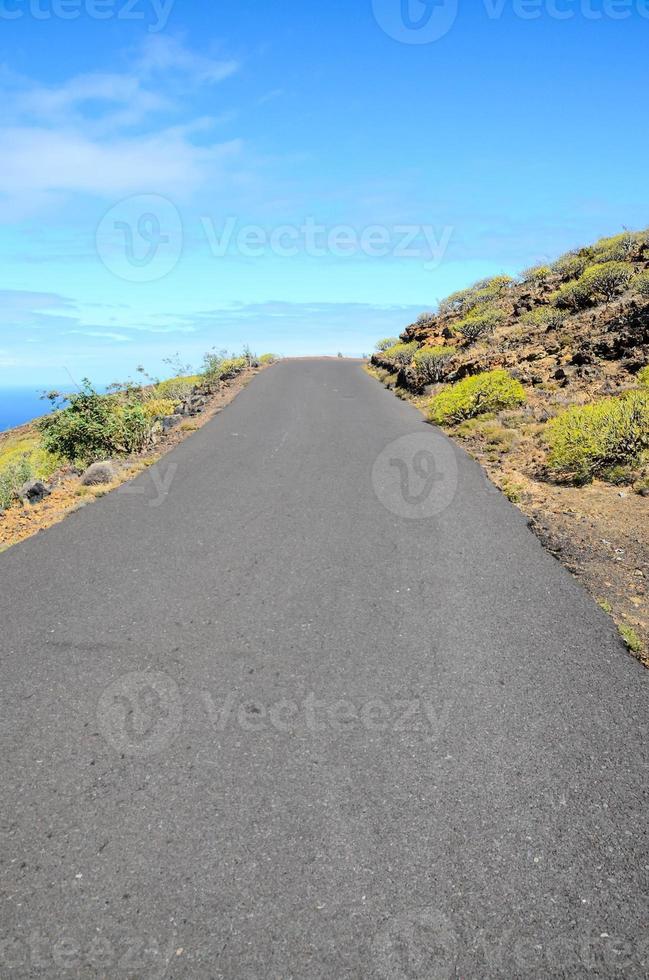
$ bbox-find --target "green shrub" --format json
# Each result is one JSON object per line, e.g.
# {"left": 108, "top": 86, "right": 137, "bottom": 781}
{"left": 415, "top": 312, "right": 437, "bottom": 330}
{"left": 634, "top": 271, "right": 649, "bottom": 298}
{"left": 438, "top": 286, "right": 477, "bottom": 316}
{"left": 219, "top": 357, "right": 247, "bottom": 378}
{"left": 619, "top": 624, "right": 643, "bottom": 655}
{"left": 38, "top": 380, "right": 161, "bottom": 464}
{"left": 456, "top": 305, "right": 506, "bottom": 342}
{"left": 591, "top": 231, "right": 646, "bottom": 264}
{"left": 375, "top": 337, "right": 400, "bottom": 352}
{"left": 39, "top": 382, "right": 123, "bottom": 464}
{"left": 552, "top": 252, "right": 589, "bottom": 281}
{"left": 552, "top": 260, "right": 632, "bottom": 310}
{"left": 428, "top": 369, "right": 526, "bottom": 425}
{"left": 381, "top": 341, "right": 419, "bottom": 367}
{"left": 413, "top": 346, "right": 457, "bottom": 383}
{"left": 581, "top": 261, "right": 632, "bottom": 301}
{"left": 440, "top": 276, "right": 513, "bottom": 318}
{"left": 547, "top": 390, "right": 649, "bottom": 482}
{"left": 520, "top": 307, "right": 567, "bottom": 330}
{"left": 638, "top": 365, "right": 649, "bottom": 388}
{"left": 155, "top": 376, "right": 201, "bottom": 400}
{"left": 140, "top": 398, "right": 177, "bottom": 420}
{"left": 259, "top": 353, "right": 277, "bottom": 364}
{"left": 0, "top": 455, "right": 33, "bottom": 509}
{"left": 522, "top": 264, "right": 551, "bottom": 284}
{"left": 551, "top": 279, "right": 590, "bottom": 310}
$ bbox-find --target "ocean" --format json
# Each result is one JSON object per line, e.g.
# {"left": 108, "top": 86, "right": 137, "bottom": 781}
{"left": 0, "top": 388, "right": 57, "bottom": 434}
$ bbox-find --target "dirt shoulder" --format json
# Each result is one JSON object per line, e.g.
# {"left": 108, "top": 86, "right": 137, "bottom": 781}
{"left": 366, "top": 363, "right": 649, "bottom": 666}
{"left": 0, "top": 366, "right": 265, "bottom": 553}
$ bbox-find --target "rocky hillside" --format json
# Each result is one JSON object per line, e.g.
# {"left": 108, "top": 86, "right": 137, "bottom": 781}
{"left": 375, "top": 231, "right": 649, "bottom": 403}
{"left": 370, "top": 229, "right": 649, "bottom": 661}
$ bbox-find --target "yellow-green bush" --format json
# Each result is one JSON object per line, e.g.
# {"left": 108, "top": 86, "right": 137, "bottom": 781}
{"left": 155, "top": 375, "right": 201, "bottom": 400}
{"left": 591, "top": 231, "right": 646, "bottom": 264}
{"left": 413, "top": 346, "right": 456, "bottom": 383}
{"left": 140, "top": 398, "right": 177, "bottom": 420}
{"left": 638, "top": 365, "right": 649, "bottom": 388}
{"left": 381, "top": 341, "right": 419, "bottom": 367}
{"left": 522, "top": 264, "right": 551, "bottom": 284}
{"left": 551, "top": 261, "right": 631, "bottom": 310}
{"left": 0, "top": 455, "right": 33, "bottom": 509}
{"left": 520, "top": 306, "right": 567, "bottom": 330}
{"left": 258, "top": 353, "right": 277, "bottom": 364}
{"left": 219, "top": 357, "right": 248, "bottom": 377}
{"left": 552, "top": 252, "right": 589, "bottom": 281}
{"left": 634, "top": 271, "right": 649, "bottom": 298}
{"left": 456, "top": 305, "right": 506, "bottom": 342}
{"left": 428, "top": 369, "right": 526, "bottom": 425}
{"left": 375, "top": 337, "right": 400, "bottom": 352}
{"left": 547, "top": 390, "right": 649, "bottom": 482}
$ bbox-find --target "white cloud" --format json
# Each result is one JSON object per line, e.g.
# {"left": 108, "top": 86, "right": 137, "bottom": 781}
{"left": 0, "top": 126, "right": 243, "bottom": 198}
{"left": 136, "top": 35, "right": 239, "bottom": 84}
{"left": 0, "top": 37, "right": 242, "bottom": 211}
{"left": 64, "top": 330, "right": 131, "bottom": 342}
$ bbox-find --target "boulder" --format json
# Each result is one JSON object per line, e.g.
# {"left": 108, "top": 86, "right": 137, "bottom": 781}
{"left": 20, "top": 480, "right": 51, "bottom": 504}
{"left": 80, "top": 461, "right": 118, "bottom": 486}
{"left": 161, "top": 414, "right": 183, "bottom": 433}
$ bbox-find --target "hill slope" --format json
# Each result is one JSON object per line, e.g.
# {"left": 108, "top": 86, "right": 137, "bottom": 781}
{"left": 371, "top": 229, "right": 649, "bottom": 661}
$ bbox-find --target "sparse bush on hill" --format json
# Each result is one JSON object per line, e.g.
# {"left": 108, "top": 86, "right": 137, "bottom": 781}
{"left": 551, "top": 277, "right": 591, "bottom": 311}
{"left": 552, "top": 252, "right": 589, "bottom": 281}
{"left": 440, "top": 276, "right": 513, "bottom": 318}
{"left": 155, "top": 376, "right": 201, "bottom": 401}
{"left": 0, "top": 455, "right": 33, "bottom": 509}
{"left": 438, "top": 286, "right": 477, "bottom": 316}
{"left": 634, "top": 271, "right": 649, "bottom": 298}
{"left": 591, "top": 231, "right": 646, "bottom": 264}
{"left": 415, "top": 313, "right": 438, "bottom": 330}
{"left": 520, "top": 306, "right": 567, "bottom": 330}
{"left": 38, "top": 379, "right": 173, "bottom": 464}
{"left": 413, "top": 346, "right": 457, "bottom": 383}
{"left": 550, "top": 261, "right": 630, "bottom": 310}
{"left": 456, "top": 305, "right": 506, "bottom": 343}
{"left": 381, "top": 341, "right": 419, "bottom": 367}
{"left": 375, "top": 337, "right": 400, "bottom": 352}
{"left": 547, "top": 390, "right": 649, "bottom": 482}
{"left": 581, "top": 261, "right": 632, "bottom": 301}
{"left": 522, "top": 265, "right": 551, "bottom": 284}
{"left": 39, "top": 382, "right": 123, "bottom": 464}
{"left": 428, "top": 369, "right": 525, "bottom": 425}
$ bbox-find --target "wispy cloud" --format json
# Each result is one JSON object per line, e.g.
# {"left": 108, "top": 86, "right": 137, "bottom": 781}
{"left": 0, "top": 37, "right": 243, "bottom": 215}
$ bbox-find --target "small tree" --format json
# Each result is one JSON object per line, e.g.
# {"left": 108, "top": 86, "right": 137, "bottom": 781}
{"left": 375, "top": 337, "right": 400, "bottom": 352}
{"left": 382, "top": 341, "right": 419, "bottom": 367}
{"left": 413, "top": 346, "right": 457, "bottom": 383}
{"left": 456, "top": 306, "right": 505, "bottom": 343}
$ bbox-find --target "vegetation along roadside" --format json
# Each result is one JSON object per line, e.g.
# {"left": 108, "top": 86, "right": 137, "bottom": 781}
{"left": 369, "top": 229, "right": 649, "bottom": 664}
{"left": 0, "top": 349, "right": 277, "bottom": 553}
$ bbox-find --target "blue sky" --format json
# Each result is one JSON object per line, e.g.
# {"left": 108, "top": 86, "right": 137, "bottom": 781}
{"left": 0, "top": 0, "right": 648, "bottom": 386}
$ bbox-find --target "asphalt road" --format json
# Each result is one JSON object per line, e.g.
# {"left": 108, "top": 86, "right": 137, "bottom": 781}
{"left": 1, "top": 358, "right": 648, "bottom": 979}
